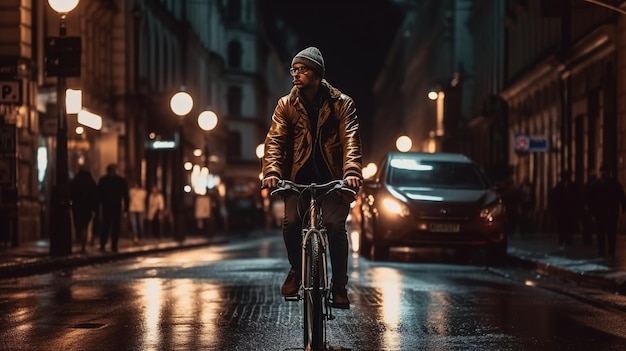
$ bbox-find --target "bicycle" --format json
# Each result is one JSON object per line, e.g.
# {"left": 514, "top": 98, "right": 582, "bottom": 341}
{"left": 271, "top": 179, "right": 356, "bottom": 351}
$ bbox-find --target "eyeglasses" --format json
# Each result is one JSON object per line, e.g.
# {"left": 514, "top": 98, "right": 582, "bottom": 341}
{"left": 289, "top": 66, "right": 309, "bottom": 76}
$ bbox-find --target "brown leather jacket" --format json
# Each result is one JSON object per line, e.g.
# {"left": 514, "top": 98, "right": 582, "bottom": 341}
{"left": 262, "top": 80, "right": 362, "bottom": 182}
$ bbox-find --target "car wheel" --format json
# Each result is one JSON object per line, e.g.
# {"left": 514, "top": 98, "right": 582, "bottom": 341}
{"left": 359, "top": 228, "right": 372, "bottom": 258}
{"left": 368, "top": 215, "right": 390, "bottom": 260}
{"left": 371, "top": 243, "right": 390, "bottom": 261}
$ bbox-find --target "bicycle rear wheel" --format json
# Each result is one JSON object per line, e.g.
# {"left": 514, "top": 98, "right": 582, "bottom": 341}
{"left": 303, "top": 230, "right": 324, "bottom": 351}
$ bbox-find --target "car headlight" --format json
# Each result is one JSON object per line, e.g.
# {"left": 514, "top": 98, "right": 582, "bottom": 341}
{"left": 382, "top": 197, "right": 410, "bottom": 217}
{"left": 480, "top": 202, "right": 505, "bottom": 222}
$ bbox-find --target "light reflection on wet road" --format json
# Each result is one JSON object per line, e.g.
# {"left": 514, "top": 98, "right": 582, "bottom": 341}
{"left": 1, "top": 230, "right": 626, "bottom": 350}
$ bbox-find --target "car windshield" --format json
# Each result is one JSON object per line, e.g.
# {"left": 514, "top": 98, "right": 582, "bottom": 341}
{"left": 387, "top": 158, "right": 488, "bottom": 189}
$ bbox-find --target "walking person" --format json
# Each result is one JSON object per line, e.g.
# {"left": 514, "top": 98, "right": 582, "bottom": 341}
{"left": 261, "top": 46, "right": 362, "bottom": 309}
{"left": 147, "top": 184, "right": 165, "bottom": 242}
{"left": 581, "top": 170, "right": 598, "bottom": 245}
{"left": 549, "top": 170, "right": 578, "bottom": 250}
{"left": 129, "top": 181, "right": 147, "bottom": 243}
{"left": 69, "top": 168, "right": 98, "bottom": 253}
{"left": 97, "top": 164, "right": 129, "bottom": 252}
{"left": 589, "top": 163, "right": 626, "bottom": 258}
{"left": 517, "top": 177, "right": 535, "bottom": 235}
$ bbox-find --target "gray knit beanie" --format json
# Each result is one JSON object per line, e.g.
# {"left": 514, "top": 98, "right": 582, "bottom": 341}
{"left": 291, "top": 47, "right": 325, "bottom": 77}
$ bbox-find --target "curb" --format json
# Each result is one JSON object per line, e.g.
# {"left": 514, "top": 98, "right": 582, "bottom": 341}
{"left": 507, "top": 251, "right": 626, "bottom": 295}
{"left": 0, "top": 239, "right": 213, "bottom": 279}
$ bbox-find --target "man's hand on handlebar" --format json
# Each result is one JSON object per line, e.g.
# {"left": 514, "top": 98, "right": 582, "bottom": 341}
{"left": 262, "top": 175, "right": 279, "bottom": 189}
{"left": 344, "top": 176, "right": 361, "bottom": 189}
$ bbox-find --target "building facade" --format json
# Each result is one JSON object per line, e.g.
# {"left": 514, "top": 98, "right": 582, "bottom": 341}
{"left": 373, "top": 0, "right": 626, "bottom": 232}
{"left": 0, "top": 0, "right": 293, "bottom": 246}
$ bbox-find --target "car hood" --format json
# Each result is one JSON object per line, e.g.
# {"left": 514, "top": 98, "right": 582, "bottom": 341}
{"left": 391, "top": 186, "right": 498, "bottom": 205}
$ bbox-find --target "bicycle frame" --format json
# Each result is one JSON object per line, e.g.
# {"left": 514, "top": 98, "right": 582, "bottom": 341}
{"left": 271, "top": 179, "right": 353, "bottom": 351}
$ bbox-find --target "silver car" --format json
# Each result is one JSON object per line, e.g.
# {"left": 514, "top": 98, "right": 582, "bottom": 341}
{"left": 354, "top": 152, "right": 507, "bottom": 262}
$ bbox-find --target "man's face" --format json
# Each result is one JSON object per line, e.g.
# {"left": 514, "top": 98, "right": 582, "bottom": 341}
{"left": 290, "top": 64, "right": 317, "bottom": 91}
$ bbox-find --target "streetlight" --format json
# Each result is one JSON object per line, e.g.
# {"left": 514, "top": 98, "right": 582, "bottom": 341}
{"left": 396, "top": 135, "right": 412, "bottom": 152}
{"left": 170, "top": 89, "right": 194, "bottom": 242}
{"left": 428, "top": 89, "right": 445, "bottom": 138}
{"left": 198, "top": 108, "right": 218, "bottom": 187}
{"left": 48, "top": 0, "right": 80, "bottom": 256}
{"left": 198, "top": 108, "right": 218, "bottom": 168}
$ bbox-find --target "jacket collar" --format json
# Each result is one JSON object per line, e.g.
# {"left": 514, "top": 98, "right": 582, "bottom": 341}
{"left": 288, "top": 79, "right": 341, "bottom": 106}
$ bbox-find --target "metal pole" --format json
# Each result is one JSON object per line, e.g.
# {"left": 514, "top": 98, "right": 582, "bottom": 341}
{"left": 174, "top": 120, "right": 186, "bottom": 242}
{"left": 50, "top": 13, "right": 72, "bottom": 256}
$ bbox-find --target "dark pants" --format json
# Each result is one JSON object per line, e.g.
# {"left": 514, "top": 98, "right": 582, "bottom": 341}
{"left": 283, "top": 191, "right": 351, "bottom": 286}
{"left": 556, "top": 215, "right": 576, "bottom": 247}
{"left": 596, "top": 213, "right": 618, "bottom": 256}
{"left": 581, "top": 209, "right": 595, "bottom": 245}
{"left": 148, "top": 217, "right": 161, "bottom": 239}
{"left": 100, "top": 210, "right": 121, "bottom": 251}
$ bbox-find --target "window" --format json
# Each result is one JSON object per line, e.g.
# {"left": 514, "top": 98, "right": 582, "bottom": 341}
{"left": 227, "top": 86, "right": 242, "bottom": 116}
{"left": 227, "top": 130, "right": 242, "bottom": 159}
{"left": 226, "top": 0, "right": 241, "bottom": 22}
{"left": 227, "top": 40, "right": 242, "bottom": 68}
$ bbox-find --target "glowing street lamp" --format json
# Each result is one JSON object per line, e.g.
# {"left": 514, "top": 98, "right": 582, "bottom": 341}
{"left": 198, "top": 109, "right": 218, "bottom": 170}
{"left": 255, "top": 144, "right": 265, "bottom": 159}
{"left": 48, "top": 0, "right": 79, "bottom": 13}
{"left": 198, "top": 110, "right": 218, "bottom": 131}
{"left": 170, "top": 91, "right": 193, "bottom": 116}
{"left": 396, "top": 135, "right": 412, "bottom": 152}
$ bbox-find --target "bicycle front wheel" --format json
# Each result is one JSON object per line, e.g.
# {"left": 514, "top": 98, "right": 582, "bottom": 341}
{"left": 303, "top": 230, "right": 324, "bottom": 351}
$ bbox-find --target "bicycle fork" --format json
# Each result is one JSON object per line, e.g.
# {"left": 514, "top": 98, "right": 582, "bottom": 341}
{"left": 300, "top": 195, "right": 334, "bottom": 321}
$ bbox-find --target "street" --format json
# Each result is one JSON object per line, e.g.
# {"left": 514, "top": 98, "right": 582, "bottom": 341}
{"left": 1, "top": 230, "right": 626, "bottom": 351}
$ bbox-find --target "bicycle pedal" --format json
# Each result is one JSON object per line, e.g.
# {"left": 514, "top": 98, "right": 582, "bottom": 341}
{"left": 284, "top": 295, "right": 300, "bottom": 302}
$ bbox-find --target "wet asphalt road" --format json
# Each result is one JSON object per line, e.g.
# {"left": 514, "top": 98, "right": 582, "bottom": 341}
{"left": 1, "top": 230, "right": 626, "bottom": 351}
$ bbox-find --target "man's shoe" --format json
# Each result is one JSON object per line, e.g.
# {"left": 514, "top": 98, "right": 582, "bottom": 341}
{"left": 281, "top": 269, "right": 300, "bottom": 296}
{"left": 331, "top": 286, "right": 350, "bottom": 309}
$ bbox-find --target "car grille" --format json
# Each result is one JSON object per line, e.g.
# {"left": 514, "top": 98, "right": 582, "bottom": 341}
{"left": 416, "top": 203, "right": 474, "bottom": 221}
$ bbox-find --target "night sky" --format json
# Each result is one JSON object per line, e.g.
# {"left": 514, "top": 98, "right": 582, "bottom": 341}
{"left": 263, "top": 0, "right": 404, "bottom": 150}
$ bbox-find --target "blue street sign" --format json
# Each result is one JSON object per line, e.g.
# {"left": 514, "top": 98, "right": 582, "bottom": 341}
{"left": 514, "top": 134, "right": 548, "bottom": 152}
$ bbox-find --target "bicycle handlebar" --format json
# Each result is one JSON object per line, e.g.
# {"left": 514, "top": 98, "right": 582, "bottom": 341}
{"left": 270, "top": 179, "right": 357, "bottom": 197}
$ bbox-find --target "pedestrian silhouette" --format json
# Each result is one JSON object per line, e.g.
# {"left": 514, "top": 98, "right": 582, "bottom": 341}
{"left": 499, "top": 177, "right": 521, "bottom": 235}
{"left": 581, "top": 170, "right": 598, "bottom": 246}
{"left": 147, "top": 184, "right": 165, "bottom": 241}
{"left": 69, "top": 168, "right": 98, "bottom": 252}
{"left": 129, "top": 181, "right": 147, "bottom": 243}
{"left": 549, "top": 170, "right": 578, "bottom": 249}
{"left": 97, "top": 164, "right": 129, "bottom": 252}
{"left": 518, "top": 177, "right": 535, "bottom": 235}
{"left": 589, "top": 163, "right": 626, "bottom": 258}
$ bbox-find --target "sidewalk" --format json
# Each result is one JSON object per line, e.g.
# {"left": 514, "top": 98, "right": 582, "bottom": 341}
{"left": 0, "top": 235, "right": 219, "bottom": 278}
{"left": 1, "top": 231, "right": 626, "bottom": 295}
{"left": 507, "top": 232, "right": 626, "bottom": 294}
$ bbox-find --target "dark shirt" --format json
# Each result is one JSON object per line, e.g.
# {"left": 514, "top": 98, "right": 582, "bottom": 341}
{"left": 549, "top": 180, "right": 578, "bottom": 218}
{"left": 295, "top": 87, "right": 333, "bottom": 184}
{"left": 70, "top": 170, "right": 98, "bottom": 227}
{"left": 98, "top": 174, "right": 129, "bottom": 214}
{"left": 590, "top": 177, "right": 626, "bottom": 217}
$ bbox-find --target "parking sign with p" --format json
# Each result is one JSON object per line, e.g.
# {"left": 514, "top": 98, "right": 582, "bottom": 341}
{"left": 0, "top": 80, "right": 22, "bottom": 105}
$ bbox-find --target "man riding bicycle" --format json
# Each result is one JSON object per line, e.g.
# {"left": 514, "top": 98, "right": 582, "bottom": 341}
{"left": 261, "top": 46, "right": 362, "bottom": 309}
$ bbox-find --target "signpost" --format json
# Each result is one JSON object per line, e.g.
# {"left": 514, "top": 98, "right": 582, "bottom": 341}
{"left": 514, "top": 133, "right": 548, "bottom": 152}
{"left": 0, "top": 80, "right": 22, "bottom": 105}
